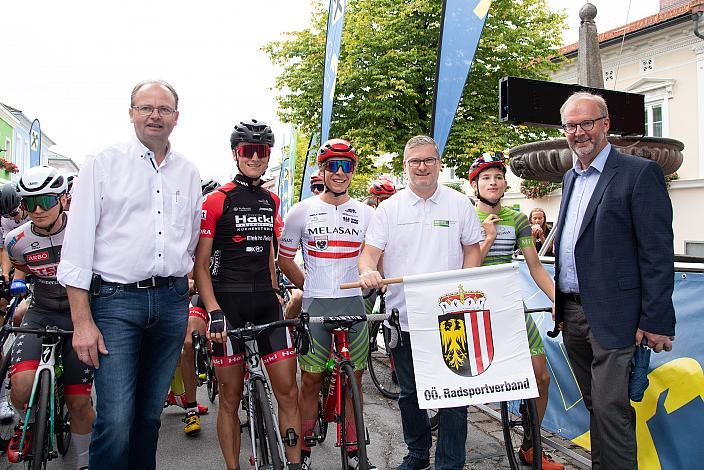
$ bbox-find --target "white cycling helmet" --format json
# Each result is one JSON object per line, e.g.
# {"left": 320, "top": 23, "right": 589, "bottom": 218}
{"left": 17, "top": 166, "right": 68, "bottom": 197}
{"left": 65, "top": 173, "right": 78, "bottom": 195}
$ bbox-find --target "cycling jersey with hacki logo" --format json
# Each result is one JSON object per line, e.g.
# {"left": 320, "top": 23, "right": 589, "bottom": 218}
{"left": 6, "top": 214, "right": 69, "bottom": 312}
{"left": 279, "top": 197, "right": 374, "bottom": 298}
{"left": 200, "top": 174, "right": 283, "bottom": 292}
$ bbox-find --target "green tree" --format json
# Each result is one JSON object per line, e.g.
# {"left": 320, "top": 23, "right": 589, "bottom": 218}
{"left": 264, "top": 0, "right": 566, "bottom": 177}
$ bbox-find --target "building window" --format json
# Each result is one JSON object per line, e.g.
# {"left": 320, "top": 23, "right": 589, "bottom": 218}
{"left": 644, "top": 101, "right": 664, "bottom": 137}
{"left": 3, "top": 138, "right": 10, "bottom": 162}
{"left": 641, "top": 58, "right": 655, "bottom": 73}
{"left": 685, "top": 241, "right": 704, "bottom": 257}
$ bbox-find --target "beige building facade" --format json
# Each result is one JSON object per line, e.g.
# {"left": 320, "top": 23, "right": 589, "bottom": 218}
{"left": 504, "top": 0, "right": 704, "bottom": 256}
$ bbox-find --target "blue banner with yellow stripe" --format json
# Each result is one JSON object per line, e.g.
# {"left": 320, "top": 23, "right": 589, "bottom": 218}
{"left": 519, "top": 261, "right": 704, "bottom": 469}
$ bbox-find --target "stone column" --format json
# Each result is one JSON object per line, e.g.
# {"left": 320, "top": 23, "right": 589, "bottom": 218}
{"left": 577, "top": 3, "right": 604, "bottom": 88}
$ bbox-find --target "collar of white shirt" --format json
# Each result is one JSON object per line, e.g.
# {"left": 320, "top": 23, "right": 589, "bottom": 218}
{"left": 406, "top": 184, "right": 443, "bottom": 206}
{"left": 131, "top": 135, "right": 175, "bottom": 167}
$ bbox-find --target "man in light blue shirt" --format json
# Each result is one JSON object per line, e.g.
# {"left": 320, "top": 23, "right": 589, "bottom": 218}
{"left": 557, "top": 143, "right": 610, "bottom": 293}
{"left": 552, "top": 91, "right": 675, "bottom": 469}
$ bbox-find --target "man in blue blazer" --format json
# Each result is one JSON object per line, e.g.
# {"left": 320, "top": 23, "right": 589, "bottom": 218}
{"left": 553, "top": 91, "right": 676, "bottom": 469}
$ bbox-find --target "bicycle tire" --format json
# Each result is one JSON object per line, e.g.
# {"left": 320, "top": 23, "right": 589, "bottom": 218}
{"left": 313, "top": 370, "right": 330, "bottom": 444}
{"left": 206, "top": 355, "right": 218, "bottom": 403}
{"left": 55, "top": 392, "right": 71, "bottom": 456}
{"left": 340, "top": 363, "right": 368, "bottom": 470}
{"left": 500, "top": 399, "right": 542, "bottom": 470}
{"left": 367, "top": 322, "right": 400, "bottom": 400}
{"left": 428, "top": 408, "right": 439, "bottom": 432}
{"left": 253, "top": 378, "right": 284, "bottom": 470}
{"left": 0, "top": 335, "right": 18, "bottom": 449}
{"left": 31, "top": 369, "right": 52, "bottom": 470}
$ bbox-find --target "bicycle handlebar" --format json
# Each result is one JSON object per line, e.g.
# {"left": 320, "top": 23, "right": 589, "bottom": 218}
{"left": 524, "top": 306, "right": 560, "bottom": 338}
{"left": 5, "top": 325, "right": 74, "bottom": 337}
{"left": 225, "top": 308, "right": 402, "bottom": 355}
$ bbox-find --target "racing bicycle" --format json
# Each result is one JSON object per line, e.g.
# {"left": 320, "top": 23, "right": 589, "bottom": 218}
{"left": 499, "top": 306, "right": 552, "bottom": 470}
{"left": 4, "top": 325, "right": 73, "bottom": 469}
{"left": 303, "top": 310, "right": 400, "bottom": 470}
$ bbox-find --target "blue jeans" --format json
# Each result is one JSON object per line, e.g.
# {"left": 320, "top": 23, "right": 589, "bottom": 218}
{"left": 89, "top": 277, "right": 189, "bottom": 470}
{"left": 391, "top": 331, "right": 468, "bottom": 470}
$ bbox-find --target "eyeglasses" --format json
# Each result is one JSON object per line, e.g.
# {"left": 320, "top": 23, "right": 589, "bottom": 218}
{"left": 237, "top": 144, "right": 271, "bottom": 159}
{"left": 406, "top": 157, "right": 439, "bottom": 168}
{"left": 131, "top": 105, "right": 177, "bottom": 117}
{"left": 324, "top": 160, "right": 355, "bottom": 173}
{"left": 20, "top": 195, "right": 61, "bottom": 212}
{"left": 311, "top": 184, "right": 325, "bottom": 193}
{"left": 561, "top": 116, "right": 607, "bottom": 134}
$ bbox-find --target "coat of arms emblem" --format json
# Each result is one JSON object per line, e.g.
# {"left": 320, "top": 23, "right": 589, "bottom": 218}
{"left": 315, "top": 236, "right": 328, "bottom": 250}
{"left": 437, "top": 285, "right": 494, "bottom": 377}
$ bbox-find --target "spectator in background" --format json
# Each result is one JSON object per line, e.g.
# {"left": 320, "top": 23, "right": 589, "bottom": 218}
{"left": 529, "top": 208, "right": 552, "bottom": 255}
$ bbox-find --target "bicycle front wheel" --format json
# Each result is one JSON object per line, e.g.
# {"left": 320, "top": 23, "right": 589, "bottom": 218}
{"left": 367, "top": 322, "right": 399, "bottom": 400}
{"left": 0, "top": 339, "right": 18, "bottom": 448}
{"left": 206, "top": 351, "right": 218, "bottom": 403}
{"left": 253, "top": 378, "right": 284, "bottom": 470}
{"left": 31, "top": 369, "right": 52, "bottom": 470}
{"left": 55, "top": 390, "right": 71, "bottom": 456}
{"left": 340, "top": 363, "right": 368, "bottom": 470}
{"left": 500, "top": 399, "right": 541, "bottom": 470}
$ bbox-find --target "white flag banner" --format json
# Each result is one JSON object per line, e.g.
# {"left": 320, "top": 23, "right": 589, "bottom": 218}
{"left": 404, "top": 263, "right": 538, "bottom": 408}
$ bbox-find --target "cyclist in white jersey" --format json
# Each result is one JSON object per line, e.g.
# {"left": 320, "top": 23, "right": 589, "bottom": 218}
{"left": 5, "top": 167, "right": 94, "bottom": 469}
{"left": 278, "top": 139, "right": 376, "bottom": 470}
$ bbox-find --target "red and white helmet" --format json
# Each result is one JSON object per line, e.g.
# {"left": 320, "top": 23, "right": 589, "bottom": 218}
{"left": 369, "top": 178, "right": 396, "bottom": 197}
{"left": 310, "top": 170, "right": 323, "bottom": 185}
{"left": 317, "top": 138, "right": 358, "bottom": 164}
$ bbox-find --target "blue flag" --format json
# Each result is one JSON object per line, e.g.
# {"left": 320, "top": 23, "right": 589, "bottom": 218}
{"left": 432, "top": 0, "right": 491, "bottom": 156}
{"left": 29, "top": 119, "right": 41, "bottom": 167}
{"left": 278, "top": 128, "right": 298, "bottom": 218}
{"left": 321, "top": 0, "right": 347, "bottom": 144}
{"left": 299, "top": 132, "right": 321, "bottom": 201}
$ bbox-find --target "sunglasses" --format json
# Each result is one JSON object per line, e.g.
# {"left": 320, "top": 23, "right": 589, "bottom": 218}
{"left": 311, "top": 184, "right": 325, "bottom": 193}
{"left": 324, "top": 160, "right": 354, "bottom": 173}
{"left": 20, "top": 195, "right": 61, "bottom": 212}
{"left": 237, "top": 144, "right": 271, "bottom": 159}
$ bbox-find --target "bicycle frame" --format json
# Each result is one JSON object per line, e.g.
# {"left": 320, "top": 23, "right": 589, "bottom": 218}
{"left": 241, "top": 335, "right": 288, "bottom": 469}
{"left": 18, "top": 334, "right": 62, "bottom": 462}
{"left": 321, "top": 328, "right": 363, "bottom": 448}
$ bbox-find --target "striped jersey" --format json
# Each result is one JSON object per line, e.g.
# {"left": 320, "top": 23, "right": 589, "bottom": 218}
{"left": 477, "top": 207, "right": 533, "bottom": 265}
{"left": 279, "top": 197, "right": 374, "bottom": 299}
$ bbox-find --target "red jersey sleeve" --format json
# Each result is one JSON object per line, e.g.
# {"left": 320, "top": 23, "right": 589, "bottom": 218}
{"left": 270, "top": 192, "right": 284, "bottom": 238}
{"left": 200, "top": 189, "right": 226, "bottom": 239}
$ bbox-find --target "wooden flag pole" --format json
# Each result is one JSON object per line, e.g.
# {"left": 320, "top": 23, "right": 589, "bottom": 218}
{"left": 339, "top": 277, "right": 404, "bottom": 290}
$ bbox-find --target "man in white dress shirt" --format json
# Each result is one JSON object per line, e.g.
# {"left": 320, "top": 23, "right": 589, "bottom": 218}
{"left": 57, "top": 80, "right": 202, "bottom": 470}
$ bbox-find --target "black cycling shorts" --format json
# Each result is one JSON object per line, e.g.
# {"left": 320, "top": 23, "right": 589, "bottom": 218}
{"left": 208, "top": 291, "right": 295, "bottom": 368}
{"left": 9, "top": 307, "right": 94, "bottom": 396}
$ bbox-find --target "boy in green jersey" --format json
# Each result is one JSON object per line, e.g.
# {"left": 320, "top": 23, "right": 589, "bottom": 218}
{"left": 469, "top": 153, "right": 563, "bottom": 470}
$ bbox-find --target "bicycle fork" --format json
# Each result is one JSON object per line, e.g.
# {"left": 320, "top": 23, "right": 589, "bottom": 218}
{"left": 244, "top": 341, "right": 288, "bottom": 469}
{"left": 19, "top": 337, "right": 59, "bottom": 462}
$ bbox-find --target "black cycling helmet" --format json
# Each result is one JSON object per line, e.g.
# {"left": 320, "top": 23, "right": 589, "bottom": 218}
{"left": 201, "top": 179, "right": 220, "bottom": 196}
{"left": 0, "top": 183, "right": 21, "bottom": 216}
{"left": 230, "top": 119, "right": 275, "bottom": 149}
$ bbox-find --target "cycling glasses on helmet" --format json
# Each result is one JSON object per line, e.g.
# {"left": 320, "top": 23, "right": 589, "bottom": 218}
{"left": 324, "top": 159, "right": 355, "bottom": 173}
{"left": 237, "top": 144, "right": 271, "bottom": 159}
{"left": 20, "top": 195, "right": 61, "bottom": 212}
{"left": 311, "top": 184, "right": 325, "bottom": 193}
